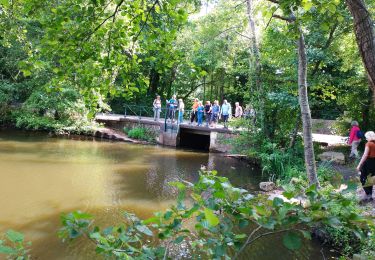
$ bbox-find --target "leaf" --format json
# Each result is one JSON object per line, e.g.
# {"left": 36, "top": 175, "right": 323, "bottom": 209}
{"left": 282, "top": 191, "right": 295, "bottom": 200}
{"left": 72, "top": 211, "right": 93, "bottom": 220}
{"left": 169, "top": 181, "right": 186, "bottom": 191}
{"left": 163, "top": 211, "right": 173, "bottom": 220}
{"left": 22, "top": 70, "right": 31, "bottom": 77}
{"left": 320, "top": 23, "right": 329, "bottom": 32}
{"left": 174, "top": 236, "right": 185, "bottom": 244}
{"left": 300, "top": 230, "right": 311, "bottom": 240}
{"left": 282, "top": 232, "right": 302, "bottom": 250}
{"left": 135, "top": 225, "right": 153, "bottom": 236}
{"left": 327, "top": 217, "right": 341, "bottom": 227}
{"left": 90, "top": 232, "right": 102, "bottom": 240}
{"left": 302, "top": 0, "right": 313, "bottom": 12}
{"left": 327, "top": 4, "right": 336, "bottom": 13}
{"left": 204, "top": 208, "right": 219, "bottom": 227}
{"left": 235, "top": 234, "right": 247, "bottom": 240}
{"left": 0, "top": 245, "right": 16, "bottom": 254}
{"left": 273, "top": 197, "right": 284, "bottom": 207}
{"left": 6, "top": 230, "right": 24, "bottom": 243}
{"left": 239, "top": 219, "right": 249, "bottom": 228}
{"left": 0, "top": 0, "right": 9, "bottom": 7}
{"left": 103, "top": 227, "right": 113, "bottom": 236}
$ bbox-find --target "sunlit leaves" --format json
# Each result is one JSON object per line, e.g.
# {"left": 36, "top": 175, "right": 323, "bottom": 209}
{"left": 55, "top": 170, "right": 375, "bottom": 259}
{"left": 204, "top": 208, "right": 220, "bottom": 227}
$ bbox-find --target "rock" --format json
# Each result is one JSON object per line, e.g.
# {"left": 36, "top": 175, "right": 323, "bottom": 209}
{"left": 259, "top": 182, "right": 275, "bottom": 192}
{"left": 318, "top": 151, "right": 345, "bottom": 164}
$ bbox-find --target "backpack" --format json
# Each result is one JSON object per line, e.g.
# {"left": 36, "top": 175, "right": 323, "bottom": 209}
{"left": 356, "top": 130, "right": 364, "bottom": 139}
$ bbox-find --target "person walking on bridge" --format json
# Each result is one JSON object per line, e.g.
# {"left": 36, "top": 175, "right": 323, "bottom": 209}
{"left": 153, "top": 95, "right": 161, "bottom": 121}
{"left": 211, "top": 100, "right": 220, "bottom": 128}
{"left": 197, "top": 101, "right": 204, "bottom": 126}
{"left": 204, "top": 101, "right": 212, "bottom": 127}
{"left": 178, "top": 99, "right": 184, "bottom": 124}
{"left": 190, "top": 98, "right": 199, "bottom": 125}
{"left": 167, "top": 95, "right": 177, "bottom": 123}
{"left": 220, "top": 99, "right": 231, "bottom": 129}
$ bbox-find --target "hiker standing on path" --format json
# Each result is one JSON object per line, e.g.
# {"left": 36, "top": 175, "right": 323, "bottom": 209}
{"left": 234, "top": 102, "right": 243, "bottom": 118}
{"left": 356, "top": 131, "right": 375, "bottom": 202}
{"left": 153, "top": 95, "right": 162, "bottom": 121}
{"left": 348, "top": 121, "right": 362, "bottom": 158}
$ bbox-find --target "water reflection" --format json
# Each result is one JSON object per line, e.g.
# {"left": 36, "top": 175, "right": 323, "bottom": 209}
{"left": 0, "top": 130, "right": 331, "bottom": 259}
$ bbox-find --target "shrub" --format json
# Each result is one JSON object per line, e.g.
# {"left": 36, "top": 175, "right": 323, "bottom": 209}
{"left": 57, "top": 171, "right": 374, "bottom": 259}
{"left": 126, "top": 126, "right": 156, "bottom": 142}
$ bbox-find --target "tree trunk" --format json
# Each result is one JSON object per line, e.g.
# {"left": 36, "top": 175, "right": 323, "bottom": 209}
{"left": 289, "top": 111, "right": 300, "bottom": 149}
{"left": 297, "top": 29, "right": 320, "bottom": 187}
{"left": 346, "top": 0, "right": 375, "bottom": 99}
{"left": 246, "top": 0, "right": 263, "bottom": 127}
{"left": 148, "top": 68, "right": 160, "bottom": 95}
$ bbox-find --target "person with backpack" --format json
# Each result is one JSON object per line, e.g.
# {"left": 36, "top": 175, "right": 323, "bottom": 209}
{"left": 348, "top": 120, "right": 363, "bottom": 158}
{"left": 356, "top": 131, "right": 375, "bottom": 202}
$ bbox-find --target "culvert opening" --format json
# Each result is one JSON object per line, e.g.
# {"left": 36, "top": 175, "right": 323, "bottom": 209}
{"left": 179, "top": 129, "right": 210, "bottom": 151}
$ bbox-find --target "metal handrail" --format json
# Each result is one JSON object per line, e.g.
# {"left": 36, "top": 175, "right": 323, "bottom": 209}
{"left": 122, "top": 104, "right": 241, "bottom": 131}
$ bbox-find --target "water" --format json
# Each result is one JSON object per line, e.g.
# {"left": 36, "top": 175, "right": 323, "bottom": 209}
{"left": 0, "top": 130, "right": 333, "bottom": 259}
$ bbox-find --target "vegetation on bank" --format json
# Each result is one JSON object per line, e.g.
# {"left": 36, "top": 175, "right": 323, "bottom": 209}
{"left": 123, "top": 126, "right": 158, "bottom": 143}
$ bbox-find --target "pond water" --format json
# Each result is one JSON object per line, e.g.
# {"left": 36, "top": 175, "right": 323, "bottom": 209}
{"left": 0, "top": 130, "right": 333, "bottom": 259}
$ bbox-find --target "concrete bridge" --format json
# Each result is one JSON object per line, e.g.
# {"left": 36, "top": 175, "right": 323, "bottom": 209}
{"left": 95, "top": 113, "right": 235, "bottom": 152}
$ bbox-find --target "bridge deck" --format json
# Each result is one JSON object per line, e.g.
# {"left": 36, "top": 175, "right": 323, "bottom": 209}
{"left": 95, "top": 113, "right": 234, "bottom": 133}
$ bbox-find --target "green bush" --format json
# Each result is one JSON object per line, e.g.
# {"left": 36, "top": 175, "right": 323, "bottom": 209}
{"left": 57, "top": 171, "right": 374, "bottom": 259}
{"left": 126, "top": 126, "right": 156, "bottom": 142}
{"left": 0, "top": 229, "right": 31, "bottom": 259}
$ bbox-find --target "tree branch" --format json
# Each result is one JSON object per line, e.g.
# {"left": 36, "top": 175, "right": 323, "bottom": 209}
{"left": 234, "top": 31, "right": 252, "bottom": 40}
{"left": 233, "top": 225, "right": 262, "bottom": 259}
{"left": 311, "top": 22, "right": 338, "bottom": 76}
{"left": 131, "top": 0, "right": 159, "bottom": 51}
{"left": 183, "top": 81, "right": 214, "bottom": 100}
{"left": 272, "top": 14, "right": 295, "bottom": 22}
{"left": 234, "top": 228, "right": 293, "bottom": 259}
{"left": 84, "top": 0, "right": 125, "bottom": 42}
{"left": 265, "top": 7, "right": 279, "bottom": 30}
{"left": 201, "top": 25, "right": 242, "bottom": 45}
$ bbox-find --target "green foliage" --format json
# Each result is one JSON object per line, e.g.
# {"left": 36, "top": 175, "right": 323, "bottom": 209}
{"left": 0, "top": 230, "right": 31, "bottom": 260}
{"left": 126, "top": 126, "right": 156, "bottom": 142}
{"left": 230, "top": 120, "right": 305, "bottom": 181}
{"left": 59, "top": 170, "right": 374, "bottom": 259}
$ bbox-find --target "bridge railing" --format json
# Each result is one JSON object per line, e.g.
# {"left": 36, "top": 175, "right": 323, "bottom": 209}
{"left": 123, "top": 104, "right": 195, "bottom": 122}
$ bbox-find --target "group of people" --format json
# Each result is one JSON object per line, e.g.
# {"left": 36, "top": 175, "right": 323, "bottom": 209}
{"left": 152, "top": 95, "right": 255, "bottom": 128}
{"left": 348, "top": 121, "right": 375, "bottom": 202}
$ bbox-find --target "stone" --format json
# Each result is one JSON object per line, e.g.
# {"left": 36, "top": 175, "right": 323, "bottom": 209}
{"left": 318, "top": 151, "right": 345, "bottom": 164}
{"left": 259, "top": 181, "right": 276, "bottom": 192}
